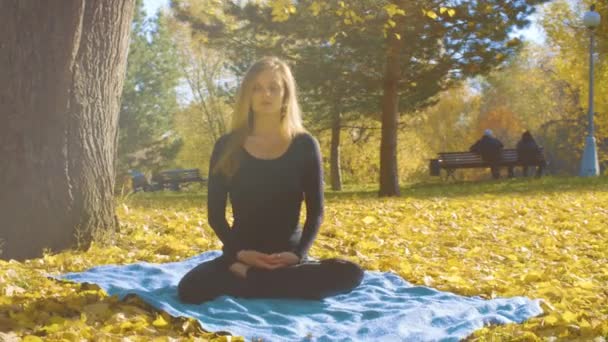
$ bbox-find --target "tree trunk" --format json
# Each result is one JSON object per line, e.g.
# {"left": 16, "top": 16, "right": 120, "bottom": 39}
{"left": 0, "top": 0, "right": 135, "bottom": 260}
{"left": 330, "top": 110, "right": 342, "bottom": 191}
{"left": 379, "top": 24, "right": 402, "bottom": 197}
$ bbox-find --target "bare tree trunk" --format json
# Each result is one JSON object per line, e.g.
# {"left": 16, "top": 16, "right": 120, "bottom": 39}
{"left": 379, "top": 22, "right": 402, "bottom": 197}
{"left": 0, "top": 0, "right": 135, "bottom": 260}
{"left": 330, "top": 110, "right": 342, "bottom": 191}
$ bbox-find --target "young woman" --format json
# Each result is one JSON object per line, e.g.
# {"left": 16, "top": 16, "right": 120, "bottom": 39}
{"left": 178, "top": 57, "right": 364, "bottom": 304}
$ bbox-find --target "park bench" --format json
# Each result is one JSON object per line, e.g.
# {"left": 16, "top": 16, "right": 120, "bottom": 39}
{"left": 130, "top": 168, "right": 207, "bottom": 192}
{"left": 429, "top": 148, "right": 546, "bottom": 180}
{"left": 155, "top": 168, "right": 207, "bottom": 191}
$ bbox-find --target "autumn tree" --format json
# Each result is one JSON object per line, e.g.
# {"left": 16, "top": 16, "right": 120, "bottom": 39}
{"left": 166, "top": 16, "right": 232, "bottom": 143}
{"left": 154, "top": 13, "right": 234, "bottom": 174}
{"left": 541, "top": 0, "right": 608, "bottom": 170}
{"left": 329, "top": 0, "right": 550, "bottom": 195}
{"left": 476, "top": 107, "right": 523, "bottom": 145}
{"left": 418, "top": 85, "right": 481, "bottom": 154}
{"left": 0, "top": 1, "right": 135, "bottom": 260}
{"left": 258, "top": 0, "right": 549, "bottom": 195}
{"left": 472, "top": 43, "right": 586, "bottom": 174}
{"left": 118, "top": 3, "right": 181, "bottom": 178}
{"left": 170, "top": 0, "right": 547, "bottom": 194}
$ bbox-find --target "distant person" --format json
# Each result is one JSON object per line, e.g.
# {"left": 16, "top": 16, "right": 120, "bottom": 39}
{"left": 129, "top": 170, "right": 148, "bottom": 192}
{"left": 516, "top": 131, "right": 543, "bottom": 177}
{"left": 469, "top": 129, "right": 504, "bottom": 179}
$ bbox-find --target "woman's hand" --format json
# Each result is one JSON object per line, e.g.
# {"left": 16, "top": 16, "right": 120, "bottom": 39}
{"left": 269, "top": 251, "right": 300, "bottom": 267}
{"left": 229, "top": 262, "right": 250, "bottom": 278}
{"left": 237, "top": 250, "right": 300, "bottom": 269}
{"left": 237, "top": 250, "right": 284, "bottom": 270}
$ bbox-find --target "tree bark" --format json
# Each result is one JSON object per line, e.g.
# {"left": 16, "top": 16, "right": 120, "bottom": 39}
{"left": 330, "top": 110, "right": 342, "bottom": 191}
{"left": 379, "top": 20, "right": 403, "bottom": 197}
{"left": 0, "top": 0, "right": 135, "bottom": 260}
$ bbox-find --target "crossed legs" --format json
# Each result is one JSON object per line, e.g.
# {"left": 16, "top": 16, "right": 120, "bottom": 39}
{"left": 178, "top": 256, "right": 364, "bottom": 304}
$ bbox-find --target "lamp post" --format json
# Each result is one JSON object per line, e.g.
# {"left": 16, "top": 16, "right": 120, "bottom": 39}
{"left": 580, "top": 5, "right": 601, "bottom": 176}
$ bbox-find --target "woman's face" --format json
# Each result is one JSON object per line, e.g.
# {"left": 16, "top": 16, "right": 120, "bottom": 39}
{"left": 250, "top": 68, "right": 285, "bottom": 119}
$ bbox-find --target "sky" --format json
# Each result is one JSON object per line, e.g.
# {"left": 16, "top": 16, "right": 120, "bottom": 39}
{"left": 143, "top": 0, "right": 170, "bottom": 19}
{"left": 142, "top": 0, "right": 546, "bottom": 44}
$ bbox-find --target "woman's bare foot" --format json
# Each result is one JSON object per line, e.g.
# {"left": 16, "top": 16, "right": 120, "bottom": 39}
{"left": 229, "top": 262, "right": 251, "bottom": 278}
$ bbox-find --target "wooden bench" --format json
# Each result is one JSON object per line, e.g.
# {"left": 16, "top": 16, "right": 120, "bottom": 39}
{"left": 429, "top": 148, "right": 546, "bottom": 179}
{"left": 155, "top": 168, "right": 207, "bottom": 191}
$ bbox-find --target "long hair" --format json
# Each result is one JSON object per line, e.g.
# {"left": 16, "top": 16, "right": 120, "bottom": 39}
{"left": 213, "top": 57, "right": 306, "bottom": 178}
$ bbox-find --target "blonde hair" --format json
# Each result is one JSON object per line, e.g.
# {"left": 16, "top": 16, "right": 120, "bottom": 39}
{"left": 214, "top": 56, "right": 306, "bottom": 178}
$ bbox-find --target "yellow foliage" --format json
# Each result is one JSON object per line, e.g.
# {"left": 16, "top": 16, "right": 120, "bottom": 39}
{"left": 424, "top": 10, "right": 438, "bottom": 20}
{"left": 1, "top": 177, "right": 608, "bottom": 340}
{"left": 152, "top": 315, "right": 169, "bottom": 328}
{"left": 270, "top": 0, "right": 296, "bottom": 22}
{"left": 384, "top": 4, "right": 406, "bottom": 18}
{"left": 309, "top": 1, "right": 324, "bottom": 16}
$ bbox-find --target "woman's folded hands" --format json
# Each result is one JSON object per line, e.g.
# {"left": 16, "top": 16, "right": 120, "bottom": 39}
{"left": 230, "top": 250, "right": 300, "bottom": 278}
{"left": 237, "top": 250, "right": 299, "bottom": 269}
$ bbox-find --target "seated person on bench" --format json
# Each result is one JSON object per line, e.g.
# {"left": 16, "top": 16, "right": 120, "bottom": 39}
{"left": 469, "top": 129, "right": 504, "bottom": 179}
{"left": 177, "top": 57, "right": 363, "bottom": 304}
{"left": 129, "top": 170, "right": 148, "bottom": 192}
{"left": 516, "top": 130, "right": 543, "bottom": 177}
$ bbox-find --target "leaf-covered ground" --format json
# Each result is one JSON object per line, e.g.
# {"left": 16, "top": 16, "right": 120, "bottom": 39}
{"left": 1, "top": 177, "right": 608, "bottom": 341}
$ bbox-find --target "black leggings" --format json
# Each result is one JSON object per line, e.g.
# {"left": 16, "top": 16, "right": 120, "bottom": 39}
{"left": 178, "top": 256, "right": 364, "bottom": 304}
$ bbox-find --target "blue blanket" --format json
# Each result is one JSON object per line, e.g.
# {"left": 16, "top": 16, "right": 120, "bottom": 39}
{"left": 60, "top": 251, "right": 542, "bottom": 341}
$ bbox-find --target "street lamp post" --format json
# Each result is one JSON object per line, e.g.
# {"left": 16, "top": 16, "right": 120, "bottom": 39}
{"left": 580, "top": 5, "right": 601, "bottom": 176}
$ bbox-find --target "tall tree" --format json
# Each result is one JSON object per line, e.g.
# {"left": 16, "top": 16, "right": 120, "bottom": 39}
{"left": 0, "top": 1, "right": 135, "bottom": 260}
{"left": 118, "top": 4, "right": 181, "bottom": 177}
{"left": 166, "top": 16, "right": 232, "bottom": 142}
{"left": 541, "top": 0, "right": 608, "bottom": 169}
{"left": 472, "top": 44, "right": 586, "bottom": 174}
{"left": 159, "top": 13, "right": 234, "bottom": 173}
{"left": 242, "top": 0, "right": 548, "bottom": 195}
{"left": 418, "top": 84, "right": 481, "bottom": 154}
{"left": 342, "top": 0, "right": 548, "bottom": 195}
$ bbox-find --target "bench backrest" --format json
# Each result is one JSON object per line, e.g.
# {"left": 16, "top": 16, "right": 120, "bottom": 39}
{"left": 159, "top": 168, "right": 203, "bottom": 182}
{"left": 438, "top": 148, "right": 545, "bottom": 166}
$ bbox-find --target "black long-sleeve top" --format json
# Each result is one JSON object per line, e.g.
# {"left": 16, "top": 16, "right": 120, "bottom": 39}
{"left": 207, "top": 132, "right": 324, "bottom": 264}
{"left": 469, "top": 136, "right": 504, "bottom": 162}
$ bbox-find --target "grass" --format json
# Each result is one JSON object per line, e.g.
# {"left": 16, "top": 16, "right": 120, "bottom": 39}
{"left": 1, "top": 176, "right": 607, "bottom": 341}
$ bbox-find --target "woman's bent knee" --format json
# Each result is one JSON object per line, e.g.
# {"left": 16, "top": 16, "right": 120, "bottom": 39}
{"left": 321, "top": 258, "right": 364, "bottom": 292}
{"left": 177, "top": 257, "right": 228, "bottom": 304}
{"left": 177, "top": 271, "right": 221, "bottom": 304}
{"left": 177, "top": 276, "right": 203, "bottom": 304}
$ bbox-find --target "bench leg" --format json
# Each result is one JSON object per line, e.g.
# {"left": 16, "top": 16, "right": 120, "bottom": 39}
{"left": 491, "top": 167, "right": 500, "bottom": 179}
{"left": 536, "top": 165, "right": 543, "bottom": 178}
{"left": 445, "top": 169, "right": 456, "bottom": 181}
